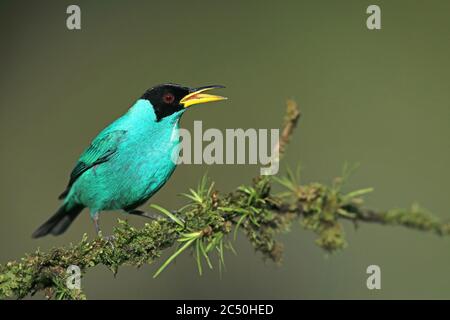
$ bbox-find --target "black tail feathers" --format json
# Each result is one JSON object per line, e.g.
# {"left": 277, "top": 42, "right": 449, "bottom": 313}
{"left": 32, "top": 204, "right": 84, "bottom": 238}
{"left": 58, "top": 188, "right": 69, "bottom": 200}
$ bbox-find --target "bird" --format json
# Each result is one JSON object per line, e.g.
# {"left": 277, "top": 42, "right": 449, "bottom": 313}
{"left": 32, "top": 84, "right": 227, "bottom": 238}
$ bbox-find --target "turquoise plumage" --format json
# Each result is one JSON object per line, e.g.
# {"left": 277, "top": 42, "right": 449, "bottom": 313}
{"left": 66, "top": 100, "right": 181, "bottom": 213}
{"left": 32, "top": 84, "right": 226, "bottom": 238}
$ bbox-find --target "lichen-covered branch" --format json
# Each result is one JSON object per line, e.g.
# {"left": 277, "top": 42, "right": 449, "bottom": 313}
{"left": 1, "top": 101, "right": 448, "bottom": 300}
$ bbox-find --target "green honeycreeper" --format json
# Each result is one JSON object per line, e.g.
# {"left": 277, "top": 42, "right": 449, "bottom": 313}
{"left": 32, "top": 84, "right": 226, "bottom": 238}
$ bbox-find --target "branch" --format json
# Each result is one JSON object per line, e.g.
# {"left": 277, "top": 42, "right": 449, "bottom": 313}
{"left": 1, "top": 101, "right": 448, "bottom": 300}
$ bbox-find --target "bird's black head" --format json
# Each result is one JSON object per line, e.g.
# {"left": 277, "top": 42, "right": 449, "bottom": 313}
{"left": 141, "top": 83, "right": 226, "bottom": 121}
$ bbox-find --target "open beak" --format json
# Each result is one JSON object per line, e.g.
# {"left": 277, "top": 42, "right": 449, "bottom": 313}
{"left": 180, "top": 85, "right": 227, "bottom": 108}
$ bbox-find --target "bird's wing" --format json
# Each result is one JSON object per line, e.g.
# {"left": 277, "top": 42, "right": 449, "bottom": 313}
{"left": 58, "top": 130, "right": 127, "bottom": 199}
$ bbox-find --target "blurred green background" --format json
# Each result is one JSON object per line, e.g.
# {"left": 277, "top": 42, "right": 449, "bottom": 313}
{"left": 1, "top": 0, "right": 450, "bottom": 299}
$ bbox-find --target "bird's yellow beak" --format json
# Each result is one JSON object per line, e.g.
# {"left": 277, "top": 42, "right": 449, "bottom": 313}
{"left": 180, "top": 85, "right": 227, "bottom": 108}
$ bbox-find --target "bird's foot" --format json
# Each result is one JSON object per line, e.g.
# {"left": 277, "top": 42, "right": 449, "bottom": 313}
{"left": 128, "top": 209, "right": 185, "bottom": 226}
{"left": 92, "top": 213, "right": 116, "bottom": 248}
{"left": 128, "top": 209, "right": 167, "bottom": 220}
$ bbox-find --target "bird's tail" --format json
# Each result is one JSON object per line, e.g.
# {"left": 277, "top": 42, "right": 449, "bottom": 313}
{"left": 32, "top": 203, "right": 84, "bottom": 238}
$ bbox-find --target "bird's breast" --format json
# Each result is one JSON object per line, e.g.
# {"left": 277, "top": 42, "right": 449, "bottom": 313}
{"left": 113, "top": 124, "right": 180, "bottom": 195}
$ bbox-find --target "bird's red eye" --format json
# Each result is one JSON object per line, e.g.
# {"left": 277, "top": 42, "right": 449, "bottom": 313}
{"left": 163, "top": 93, "right": 175, "bottom": 104}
